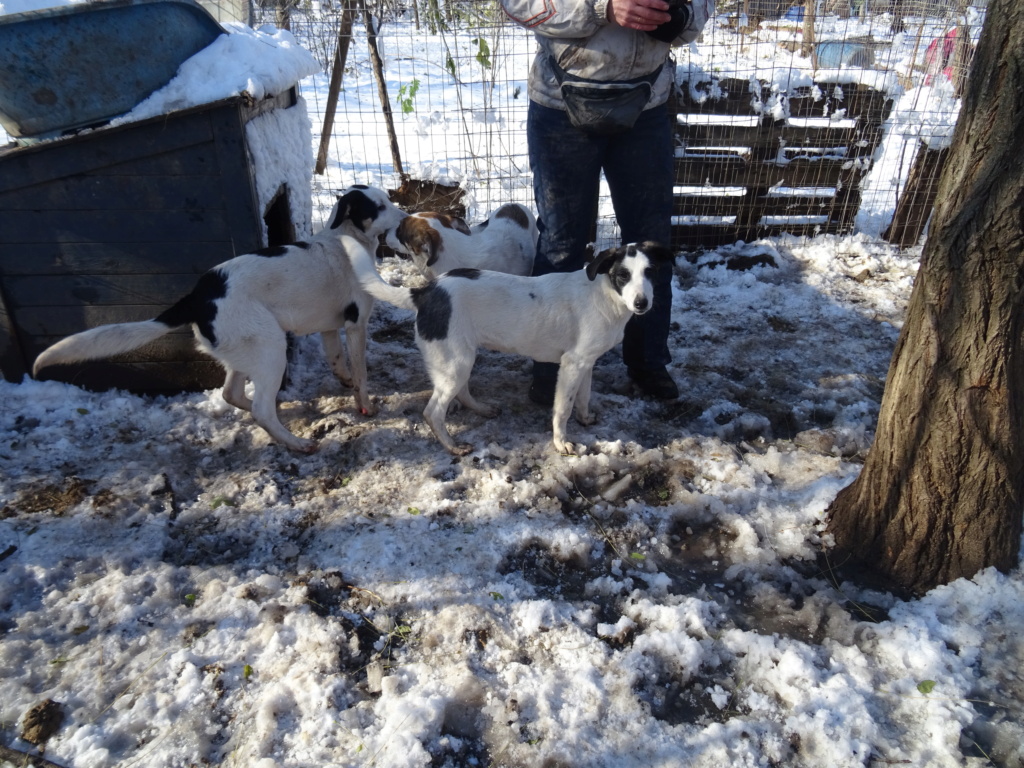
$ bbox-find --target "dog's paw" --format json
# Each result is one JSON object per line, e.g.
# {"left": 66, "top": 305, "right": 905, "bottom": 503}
{"left": 450, "top": 442, "right": 474, "bottom": 457}
{"left": 551, "top": 439, "right": 586, "bottom": 456}
{"left": 290, "top": 439, "right": 318, "bottom": 455}
{"left": 575, "top": 411, "right": 597, "bottom": 427}
{"left": 359, "top": 402, "right": 379, "bottom": 418}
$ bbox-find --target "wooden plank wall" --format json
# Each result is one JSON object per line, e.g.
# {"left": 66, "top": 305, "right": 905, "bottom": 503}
{"left": 672, "top": 77, "right": 894, "bottom": 249}
{"left": 0, "top": 96, "right": 268, "bottom": 394}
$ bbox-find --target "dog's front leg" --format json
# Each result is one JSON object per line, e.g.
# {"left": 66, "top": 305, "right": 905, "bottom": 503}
{"left": 550, "top": 360, "right": 587, "bottom": 456}
{"left": 573, "top": 366, "right": 596, "bottom": 427}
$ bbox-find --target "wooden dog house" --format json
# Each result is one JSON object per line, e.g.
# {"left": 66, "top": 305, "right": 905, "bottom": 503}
{"left": 0, "top": 88, "right": 303, "bottom": 394}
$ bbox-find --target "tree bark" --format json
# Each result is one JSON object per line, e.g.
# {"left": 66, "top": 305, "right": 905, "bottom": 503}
{"left": 802, "top": 0, "right": 816, "bottom": 66}
{"left": 315, "top": 0, "right": 356, "bottom": 175}
{"left": 361, "top": 0, "right": 404, "bottom": 179}
{"left": 825, "top": 0, "right": 1024, "bottom": 596}
{"left": 882, "top": 139, "right": 949, "bottom": 248}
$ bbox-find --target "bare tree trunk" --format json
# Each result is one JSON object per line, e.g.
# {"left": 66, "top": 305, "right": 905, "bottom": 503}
{"left": 275, "top": 0, "right": 294, "bottom": 30}
{"left": 361, "top": 0, "right": 404, "bottom": 179}
{"left": 315, "top": 0, "right": 356, "bottom": 175}
{"left": 882, "top": 140, "right": 949, "bottom": 248}
{"left": 825, "top": 0, "right": 1024, "bottom": 596}
{"left": 802, "top": 0, "right": 817, "bottom": 67}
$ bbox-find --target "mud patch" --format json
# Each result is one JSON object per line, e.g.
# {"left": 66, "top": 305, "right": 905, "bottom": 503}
{"left": 297, "top": 570, "right": 413, "bottom": 694}
{"left": 499, "top": 540, "right": 593, "bottom": 601}
{"left": 635, "top": 670, "right": 736, "bottom": 727}
{"left": 4, "top": 476, "right": 95, "bottom": 517}
{"left": 429, "top": 686, "right": 491, "bottom": 767}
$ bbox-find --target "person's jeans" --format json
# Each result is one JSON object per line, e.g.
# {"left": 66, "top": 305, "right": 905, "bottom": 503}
{"left": 527, "top": 100, "right": 674, "bottom": 375}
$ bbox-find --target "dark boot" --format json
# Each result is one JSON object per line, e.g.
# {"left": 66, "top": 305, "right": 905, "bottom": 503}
{"left": 529, "top": 361, "right": 558, "bottom": 406}
{"left": 628, "top": 366, "right": 679, "bottom": 400}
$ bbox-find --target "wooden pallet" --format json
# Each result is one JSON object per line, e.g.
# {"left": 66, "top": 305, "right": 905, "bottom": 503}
{"left": 672, "top": 76, "right": 893, "bottom": 249}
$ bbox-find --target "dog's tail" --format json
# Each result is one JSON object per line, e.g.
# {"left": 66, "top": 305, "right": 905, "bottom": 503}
{"left": 349, "top": 243, "right": 417, "bottom": 311}
{"left": 32, "top": 321, "right": 177, "bottom": 376}
{"left": 32, "top": 270, "right": 224, "bottom": 377}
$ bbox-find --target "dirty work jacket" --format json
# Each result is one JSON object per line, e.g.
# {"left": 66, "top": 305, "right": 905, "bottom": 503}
{"left": 499, "top": 0, "right": 716, "bottom": 111}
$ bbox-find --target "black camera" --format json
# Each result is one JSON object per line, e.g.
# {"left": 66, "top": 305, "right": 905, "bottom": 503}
{"left": 646, "top": 0, "right": 692, "bottom": 43}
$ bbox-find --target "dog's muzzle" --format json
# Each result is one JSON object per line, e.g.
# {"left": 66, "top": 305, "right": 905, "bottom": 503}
{"left": 633, "top": 296, "right": 650, "bottom": 314}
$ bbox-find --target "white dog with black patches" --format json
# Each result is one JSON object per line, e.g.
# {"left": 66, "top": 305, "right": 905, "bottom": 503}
{"left": 352, "top": 241, "right": 674, "bottom": 455}
{"left": 32, "top": 185, "right": 408, "bottom": 454}
{"left": 385, "top": 202, "right": 538, "bottom": 278}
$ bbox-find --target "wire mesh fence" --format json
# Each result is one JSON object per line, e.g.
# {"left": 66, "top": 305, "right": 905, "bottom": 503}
{"left": 260, "top": 0, "right": 982, "bottom": 249}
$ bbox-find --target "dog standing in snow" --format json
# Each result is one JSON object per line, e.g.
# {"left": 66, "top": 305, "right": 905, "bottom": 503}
{"left": 32, "top": 185, "right": 408, "bottom": 453}
{"left": 385, "top": 202, "right": 538, "bottom": 278}
{"left": 351, "top": 241, "right": 674, "bottom": 455}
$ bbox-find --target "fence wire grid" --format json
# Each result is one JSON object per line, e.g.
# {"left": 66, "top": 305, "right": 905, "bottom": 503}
{"left": 259, "top": 0, "right": 982, "bottom": 250}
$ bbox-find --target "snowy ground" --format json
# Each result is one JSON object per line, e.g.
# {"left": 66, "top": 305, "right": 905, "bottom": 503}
{"left": 2, "top": 3, "right": 1023, "bottom": 768}
{"left": 3, "top": 231, "right": 1023, "bottom": 767}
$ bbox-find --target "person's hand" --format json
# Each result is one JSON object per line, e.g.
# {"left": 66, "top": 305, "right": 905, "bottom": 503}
{"left": 606, "top": 0, "right": 672, "bottom": 32}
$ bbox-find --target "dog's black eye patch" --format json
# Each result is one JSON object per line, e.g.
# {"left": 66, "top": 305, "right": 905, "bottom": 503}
{"left": 411, "top": 284, "right": 452, "bottom": 341}
{"left": 610, "top": 268, "right": 631, "bottom": 293}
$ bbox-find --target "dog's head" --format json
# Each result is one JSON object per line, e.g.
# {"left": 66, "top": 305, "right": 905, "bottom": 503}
{"left": 586, "top": 241, "right": 675, "bottom": 315}
{"left": 329, "top": 185, "right": 408, "bottom": 240}
{"left": 385, "top": 212, "right": 471, "bottom": 273}
{"left": 470, "top": 203, "right": 538, "bottom": 238}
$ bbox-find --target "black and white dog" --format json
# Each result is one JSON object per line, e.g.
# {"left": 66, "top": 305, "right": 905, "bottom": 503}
{"left": 32, "top": 185, "right": 408, "bottom": 453}
{"left": 385, "top": 203, "right": 538, "bottom": 278}
{"left": 351, "top": 241, "right": 675, "bottom": 455}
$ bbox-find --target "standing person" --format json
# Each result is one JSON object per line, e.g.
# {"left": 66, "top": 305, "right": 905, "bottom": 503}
{"left": 499, "top": 0, "right": 715, "bottom": 405}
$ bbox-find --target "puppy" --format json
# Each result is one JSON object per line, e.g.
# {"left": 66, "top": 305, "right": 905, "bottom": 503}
{"left": 351, "top": 241, "right": 675, "bottom": 455}
{"left": 32, "top": 185, "right": 408, "bottom": 454}
{"left": 385, "top": 202, "right": 538, "bottom": 278}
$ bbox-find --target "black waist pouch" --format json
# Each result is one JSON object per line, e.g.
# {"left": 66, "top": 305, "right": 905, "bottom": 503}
{"left": 550, "top": 57, "right": 663, "bottom": 136}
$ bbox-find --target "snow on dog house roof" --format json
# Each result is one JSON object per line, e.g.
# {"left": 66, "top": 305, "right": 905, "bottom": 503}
{"left": 0, "top": 0, "right": 225, "bottom": 140}
{"left": 0, "top": 0, "right": 319, "bottom": 142}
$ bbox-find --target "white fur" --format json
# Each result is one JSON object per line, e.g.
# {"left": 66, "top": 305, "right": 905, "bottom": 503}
{"left": 385, "top": 203, "right": 538, "bottom": 278}
{"left": 352, "top": 241, "right": 672, "bottom": 455}
{"left": 33, "top": 186, "right": 408, "bottom": 454}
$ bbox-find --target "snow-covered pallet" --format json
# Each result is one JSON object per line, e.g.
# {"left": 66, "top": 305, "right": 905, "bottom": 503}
{"left": 672, "top": 76, "right": 893, "bottom": 248}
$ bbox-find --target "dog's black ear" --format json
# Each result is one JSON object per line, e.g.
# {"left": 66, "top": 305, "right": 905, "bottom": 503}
{"left": 585, "top": 246, "right": 623, "bottom": 281}
{"left": 329, "top": 195, "right": 349, "bottom": 230}
{"left": 638, "top": 241, "right": 676, "bottom": 263}
{"left": 331, "top": 189, "right": 375, "bottom": 231}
